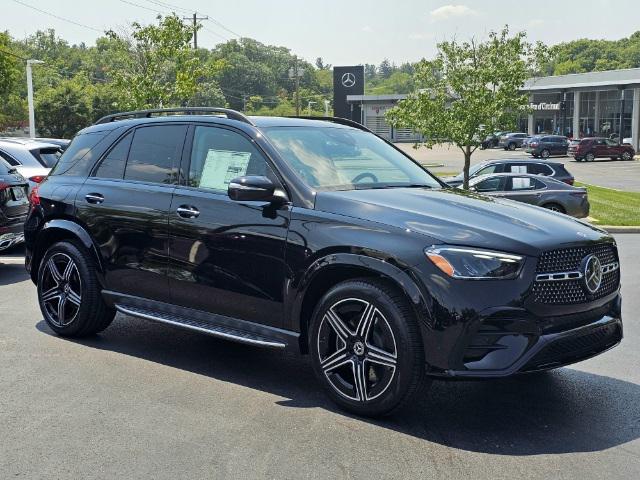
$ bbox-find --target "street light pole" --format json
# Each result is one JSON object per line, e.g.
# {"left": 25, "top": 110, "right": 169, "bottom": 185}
{"left": 26, "top": 59, "right": 44, "bottom": 139}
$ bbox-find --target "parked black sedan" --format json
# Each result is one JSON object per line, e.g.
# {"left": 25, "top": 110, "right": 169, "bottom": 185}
{"left": 0, "top": 158, "right": 29, "bottom": 251}
{"left": 466, "top": 173, "right": 589, "bottom": 217}
{"left": 442, "top": 159, "right": 574, "bottom": 187}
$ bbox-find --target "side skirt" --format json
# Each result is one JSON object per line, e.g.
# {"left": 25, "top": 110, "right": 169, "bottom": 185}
{"left": 102, "top": 291, "right": 300, "bottom": 353}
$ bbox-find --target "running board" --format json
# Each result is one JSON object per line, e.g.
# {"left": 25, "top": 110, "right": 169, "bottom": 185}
{"left": 115, "top": 304, "right": 288, "bottom": 349}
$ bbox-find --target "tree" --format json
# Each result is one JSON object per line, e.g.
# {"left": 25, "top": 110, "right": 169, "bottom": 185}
{"left": 386, "top": 27, "right": 538, "bottom": 189}
{"left": 35, "top": 76, "right": 93, "bottom": 138}
{"left": 315, "top": 57, "right": 331, "bottom": 70}
{"left": 105, "top": 14, "right": 221, "bottom": 110}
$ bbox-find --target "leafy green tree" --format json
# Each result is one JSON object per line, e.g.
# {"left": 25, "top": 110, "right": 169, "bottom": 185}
{"left": 386, "top": 27, "right": 538, "bottom": 189}
{"left": 105, "top": 14, "right": 221, "bottom": 110}
{"left": 35, "top": 76, "right": 93, "bottom": 138}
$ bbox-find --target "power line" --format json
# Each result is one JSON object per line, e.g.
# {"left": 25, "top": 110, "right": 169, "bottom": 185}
{"left": 11, "top": 0, "right": 104, "bottom": 33}
{"left": 144, "top": 0, "right": 191, "bottom": 14}
{"left": 0, "top": 47, "right": 28, "bottom": 61}
{"left": 118, "top": 0, "right": 164, "bottom": 14}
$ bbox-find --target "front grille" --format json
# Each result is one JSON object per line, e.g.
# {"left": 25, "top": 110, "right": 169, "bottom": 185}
{"left": 523, "top": 322, "right": 621, "bottom": 371}
{"left": 532, "top": 244, "right": 620, "bottom": 305}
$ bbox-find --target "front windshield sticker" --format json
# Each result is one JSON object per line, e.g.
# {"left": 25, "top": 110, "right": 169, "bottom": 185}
{"left": 199, "top": 149, "right": 251, "bottom": 190}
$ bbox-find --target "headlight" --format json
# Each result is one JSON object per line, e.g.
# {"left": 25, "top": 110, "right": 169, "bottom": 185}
{"left": 425, "top": 246, "right": 524, "bottom": 280}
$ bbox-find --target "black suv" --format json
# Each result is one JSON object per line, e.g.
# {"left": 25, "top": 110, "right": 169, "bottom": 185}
{"left": 25, "top": 108, "right": 623, "bottom": 417}
{"left": 526, "top": 135, "right": 569, "bottom": 158}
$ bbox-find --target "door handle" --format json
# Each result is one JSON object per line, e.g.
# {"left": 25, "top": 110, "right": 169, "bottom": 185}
{"left": 176, "top": 205, "right": 200, "bottom": 218}
{"left": 85, "top": 193, "right": 104, "bottom": 204}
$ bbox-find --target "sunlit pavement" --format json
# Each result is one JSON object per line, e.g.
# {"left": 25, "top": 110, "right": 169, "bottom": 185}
{"left": 1, "top": 236, "right": 639, "bottom": 479}
{"left": 397, "top": 143, "right": 640, "bottom": 192}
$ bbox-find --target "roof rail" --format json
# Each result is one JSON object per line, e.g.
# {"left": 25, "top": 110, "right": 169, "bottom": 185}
{"left": 288, "top": 116, "right": 373, "bottom": 133}
{"left": 94, "top": 107, "right": 255, "bottom": 126}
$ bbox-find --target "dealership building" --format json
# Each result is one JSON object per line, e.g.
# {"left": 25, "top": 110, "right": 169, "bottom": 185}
{"left": 339, "top": 67, "right": 640, "bottom": 150}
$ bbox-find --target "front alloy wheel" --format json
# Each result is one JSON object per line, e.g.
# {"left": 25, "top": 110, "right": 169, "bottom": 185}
{"left": 40, "top": 253, "right": 82, "bottom": 327}
{"left": 309, "top": 279, "right": 428, "bottom": 417}
{"left": 622, "top": 151, "right": 632, "bottom": 160}
{"left": 317, "top": 298, "right": 398, "bottom": 402}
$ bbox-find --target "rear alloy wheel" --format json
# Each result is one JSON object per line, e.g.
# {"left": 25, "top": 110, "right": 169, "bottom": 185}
{"left": 508, "top": 143, "right": 517, "bottom": 151}
{"left": 38, "top": 241, "right": 115, "bottom": 337}
{"left": 585, "top": 152, "right": 595, "bottom": 162}
{"left": 544, "top": 203, "right": 566, "bottom": 214}
{"left": 621, "top": 151, "right": 632, "bottom": 161}
{"left": 540, "top": 149, "right": 550, "bottom": 159}
{"left": 310, "top": 279, "right": 428, "bottom": 417}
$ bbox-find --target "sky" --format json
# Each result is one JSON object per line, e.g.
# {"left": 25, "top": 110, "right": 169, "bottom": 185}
{"left": 3, "top": 0, "right": 640, "bottom": 65}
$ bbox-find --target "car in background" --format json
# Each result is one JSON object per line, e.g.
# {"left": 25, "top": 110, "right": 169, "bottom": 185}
{"left": 0, "top": 158, "right": 29, "bottom": 251}
{"left": 466, "top": 173, "right": 589, "bottom": 217}
{"left": 568, "top": 139, "right": 581, "bottom": 156}
{"left": 442, "top": 159, "right": 574, "bottom": 187}
{"left": 571, "top": 137, "right": 635, "bottom": 162}
{"left": 0, "top": 138, "right": 60, "bottom": 190}
{"left": 526, "top": 135, "right": 569, "bottom": 158}
{"left": 480, "top": 131, "right": 508, "bottom": 149}
{"left": 36, "top": 138, "right": 71, "bottom": 152}
{"left": 498, "top": 132, "right": 528, "bottom": 150}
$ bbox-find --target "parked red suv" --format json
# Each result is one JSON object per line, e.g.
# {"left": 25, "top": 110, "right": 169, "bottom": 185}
{"left": 572, "top": 137, "right": 635, "bottom": 162}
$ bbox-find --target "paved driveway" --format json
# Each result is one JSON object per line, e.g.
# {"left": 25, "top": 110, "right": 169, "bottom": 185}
{"left": 1, "top": 236, "right": 639, "bottom": 479}
{"left": 396, "top": 143, "right": 640, "bottom": 191}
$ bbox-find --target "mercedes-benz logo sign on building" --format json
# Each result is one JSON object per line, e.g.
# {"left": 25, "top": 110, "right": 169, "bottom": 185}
{"left": 583, "top": 255, "right": 603, "bottom": 294}
{"left": 341, "top": 72, "right": 356, "bottom": 88}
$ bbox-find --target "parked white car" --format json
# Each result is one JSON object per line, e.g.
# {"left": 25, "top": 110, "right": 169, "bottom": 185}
{"left": 0, "top": 138, "right": 61, "bottom": 191}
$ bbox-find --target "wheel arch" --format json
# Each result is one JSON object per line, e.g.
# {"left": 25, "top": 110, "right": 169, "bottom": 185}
{"left": 30, "top": 219, "right": 103, "bottom": 284}
{"left": 291, "top": 253, "right": 432, "bottom": 354}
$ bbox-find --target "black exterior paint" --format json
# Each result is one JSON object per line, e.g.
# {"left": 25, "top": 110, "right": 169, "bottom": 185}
{"left": 333, "top": 66, "right": 364, "bottom": 121}
{"left": 24, "top": 115, "right": 622, "bottom": 378}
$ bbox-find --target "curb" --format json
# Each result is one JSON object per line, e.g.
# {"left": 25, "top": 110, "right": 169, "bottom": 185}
{"left": 599, "top": 226, "right": 640, "bottom": 233}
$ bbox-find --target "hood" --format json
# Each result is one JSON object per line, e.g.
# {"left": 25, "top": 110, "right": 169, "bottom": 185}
{"left": 314, "top": 187, "right": 610, "bottom": 256}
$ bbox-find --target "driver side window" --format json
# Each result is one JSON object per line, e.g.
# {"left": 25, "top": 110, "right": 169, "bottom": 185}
{"left": 189, "top": 126, "right": 278, "bottom": 193}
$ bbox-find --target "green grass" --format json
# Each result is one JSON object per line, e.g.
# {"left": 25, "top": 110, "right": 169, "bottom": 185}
{"left": 432, "top": 171, "right": 458, "bottom": 178}
{"left": 576, "top": 182, "right": 640, "bottom": 226}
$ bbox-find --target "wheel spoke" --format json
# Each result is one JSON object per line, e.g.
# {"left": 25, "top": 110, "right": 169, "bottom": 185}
{"left": 352, "top": 360, "right": 368, "bottom": 402}
{"left": 366, "top": 344, "right": 397, "bottom": 368}
{"left": 320, "top": 348, "right": 349, "bottom": 373}
{"left": 41, "top": 286, "right": 62, "bottom": 303}
{"left": 356, "top": 302, "right": 376, "bottom": 339}
{"left": 57, "top": 296, "right": 67, "bottom": 323}
{"left": 324, "top": 308, "right": 352, "bottom": 342}
{"left": 47, "top": 258, "right": 63, "bottom": 284}
{"left": 66, "top": 289, "right": 82, "bottom": 307}
{"left": 62, "top": 259, "right": 75, "bottom": 282}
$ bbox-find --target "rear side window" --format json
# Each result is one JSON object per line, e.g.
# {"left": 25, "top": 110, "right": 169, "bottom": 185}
{"left": 31, "top": 148, "right": 61, "bottom": 168}
{"left": 124, "top": 125, "right": 187, "bottom": 184}
{"left": 94, "top": 132, "right": 133, "bottom": 179}
{"left": 0, "top": 150, "right": 19, "bottom": 166}
{"left": 49, "top": 132, "right": 108, "bottom": 176}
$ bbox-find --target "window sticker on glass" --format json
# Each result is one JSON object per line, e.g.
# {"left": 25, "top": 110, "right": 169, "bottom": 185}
{"left": 199, "top": 149, "right": 251, "bottom": 190}
{"left": 510, "top": 165, "right": 527, "bottom": 173}
{"left": 512, "top": 177, "right": 532, "bottom": 190}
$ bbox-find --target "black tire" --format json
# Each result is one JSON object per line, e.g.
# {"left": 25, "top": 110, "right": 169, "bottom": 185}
{"left": 543, "top": 203, "right": 566, "bottom": 214}
{"left": 309, "top": 278, "right": 429, "bottom": 417}
{"left": 508, "top": 143, "right": 516, "bottom": 151}
{"left": 37, "top": 241, "right": 115, "bottom": 337}
{"left": 540, "top": 149, "right": 550, "bottom": 159}
{"left": 532, "top": 154, "right": 539, "bottom": 158}
{"left": 585, "top": 152, "right": 595, "bottom": 162}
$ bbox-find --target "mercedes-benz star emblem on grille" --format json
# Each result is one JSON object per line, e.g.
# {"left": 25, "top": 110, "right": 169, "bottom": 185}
{"left": 341, "top": 72, "right": 356, "bottom": 88}
{"left": 583, "top": 254, "right": 603, "bottom": 294}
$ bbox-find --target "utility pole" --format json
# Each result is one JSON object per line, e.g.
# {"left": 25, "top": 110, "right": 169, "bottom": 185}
{"left": 183, "top": 12, "right": 208, "bottom": 49}
{"left": 26, "top": 59, "right": 44, "bottom": 139}
{"left": 324, "top": 99, "right": 330, "bottom": 116}
{"left": 289, "top": 56, "right": 303, "bottom": 116}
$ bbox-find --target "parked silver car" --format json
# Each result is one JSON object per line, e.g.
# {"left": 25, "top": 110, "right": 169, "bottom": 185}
{"left": 0, "top": 138, "right": 61, "bottom": 191}
{"left": 465, "top": 173, "right": 590, "bottom": 218}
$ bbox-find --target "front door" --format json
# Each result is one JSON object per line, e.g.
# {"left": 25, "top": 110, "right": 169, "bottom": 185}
{"left": 168, "top": 125, "right": 290, "bottom": 327}
{"left": 76, "top": 124, "right": 187, "bottom": 301}
{"left": 501, "top": 176, "right": 544, "bottom": 206}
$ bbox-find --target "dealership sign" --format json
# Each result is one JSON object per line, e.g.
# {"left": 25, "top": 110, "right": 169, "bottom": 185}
{"left": 530, "top": 102, "right": 561, "bottom": 111}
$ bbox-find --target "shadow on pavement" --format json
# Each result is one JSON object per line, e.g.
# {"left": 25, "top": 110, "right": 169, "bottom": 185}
{"left": 0, "top": 259, "right": 30, "bottom": 286}
{"left": 36, "top": 314, "right": 640, "bottom": 456}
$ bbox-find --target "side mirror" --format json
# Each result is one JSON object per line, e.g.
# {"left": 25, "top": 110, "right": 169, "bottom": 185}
{"left": 228, "top": 175, "right": 277, "bottom": 202}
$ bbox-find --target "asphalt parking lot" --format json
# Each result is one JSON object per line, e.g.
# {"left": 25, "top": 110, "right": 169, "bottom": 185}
{"left": 396, "top": 143, "right": 640, "bottom": 191}
{"left": 1, "top": 236, "right": 639, "bottom": 479}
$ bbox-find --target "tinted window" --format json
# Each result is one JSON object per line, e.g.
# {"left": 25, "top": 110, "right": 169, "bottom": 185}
{"left": 475, "top": 177, "right": 503, "bottom": 192}
{"left": 605, "top": 139, "right": 618, "bottom": 146}
{"left": 530, "top": 163, "right": 553, "bottom": 175}
{"left": 0, "top": 150, "right": 19, "bottom": 166}
{"left": 541, "top": 137, "right": 551, "bottom": 143}
{"left": 31, "top": 148, "right": 61, "bottom": 168}
{"left": 94, "top": 132, "right": 132, "bottom": 179}
{"left": 50, "top": 131, "right": 108, "bottom": 176}
{"left": 125, "top": 125, "right": 187, "bottom": 184}
{"left": 188, "top": 126, "right": 276, "bottom": 191}
{"left": 0, "top": 158, "right": 13, "bottom": 174}
{"left": 475, "top": 164, "right": 500, "bottom": 176}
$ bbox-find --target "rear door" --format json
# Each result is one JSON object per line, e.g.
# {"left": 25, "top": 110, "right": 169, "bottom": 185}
{"left": 75, "top": 123, "right": 188, "bottom": 301}
{"left": 605, "top": 139, "right": 622, "bottom": 157}
{"left": 502, "top": 176, "right": 544, "bottom": 205}
{"left": 594, "top": 139, "right": 608, "bottom": 157}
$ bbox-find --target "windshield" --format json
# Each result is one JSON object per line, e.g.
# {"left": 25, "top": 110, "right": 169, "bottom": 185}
{"left": 450, "top": 162, "right": 487, "bottom": 181}
{"left": 263, "top": 126, "right": 441, "bottom": 191}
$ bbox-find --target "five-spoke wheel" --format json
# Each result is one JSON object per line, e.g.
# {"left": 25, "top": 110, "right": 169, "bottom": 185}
{"left": 40, "top": 253, "right": 82, "bottom": 327}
